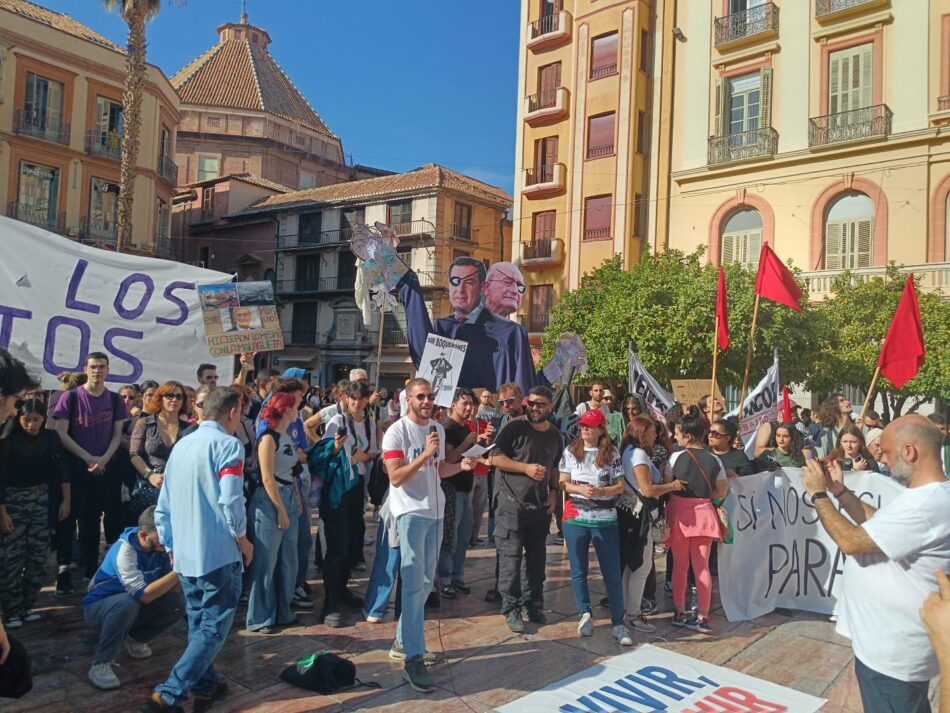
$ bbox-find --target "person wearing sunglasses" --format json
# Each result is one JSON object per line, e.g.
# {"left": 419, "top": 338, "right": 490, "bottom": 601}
{"left": 129, "top": 382, "right": 191, "bottom": 521}
{"left": 481, "top": 262, "right": 526, "bottom": 319}
{"left": 706, "top": 418, "right": 758, "bottom": 477}
{"left": 489, "top": 386, "right": 562, "bottom": 633}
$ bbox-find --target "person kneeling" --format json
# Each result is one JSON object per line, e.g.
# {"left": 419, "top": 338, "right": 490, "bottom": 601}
{"left": 83, "top": 506, "right": 183, "bottom": 690}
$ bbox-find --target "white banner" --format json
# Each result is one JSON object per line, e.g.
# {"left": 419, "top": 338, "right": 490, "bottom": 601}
{"left": 496, "top": 644, "right": 824, "bottom": 713}
{"left": 0, "top": 216, "right": 233, "bottom": 389}
{"left": 416, "top": 333, "right": 467, "bottom": 407}
{"left": 727, "top": 351, "right": 780, "bottom": 448}
{"left": 719, "top": 468, "right": 906, "bottom": 622}
{"left": 627, "top": 344, "right": 674, "bottom": 420}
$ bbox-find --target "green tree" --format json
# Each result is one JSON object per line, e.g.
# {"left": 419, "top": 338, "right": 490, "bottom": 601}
{"left": 807, "top": 266, "right": 950, "bottom": 418}
{"left": 103, "top": 0, "right": 182, "bottom": 253}
{"left": 542, "top": 249, "right": 821, "bottom": 393}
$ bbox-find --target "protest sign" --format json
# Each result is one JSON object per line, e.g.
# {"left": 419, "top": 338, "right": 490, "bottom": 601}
{"left": 198, "top": 281, "right": 284, "bottom": 357}
{"left": 416, "top": 333, "right": 467, "bottom": 407}
{"left": 627, "top": 345, "right": 674, "bottom": 419}
{"left": 671, "top": 379, "right": 724, "bottom": 409}
{"left": 0, "top": 216, "right": 232, "bottom": 388}
{"left": 496, "top": 644, "right": 824, "bottom": 713}
{"left": 726, "top": 351, "right": 780, "bottom": 442}
{"left": 719, "top": 468, "right": 906, "bottom": 621}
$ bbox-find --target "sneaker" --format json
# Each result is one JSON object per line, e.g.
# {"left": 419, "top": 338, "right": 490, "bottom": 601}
{"left": 55, "top": 568, "right": 72, "bottom": 596}
{"left": 612, "top": 624, "right": 634, "bottom": 646}
{"left": 438, "top": 585, "right": 457, "bottom": 599}
{"left": 525, "top": 606, "right": 547, "bottom": 625}
{"left": 125, "top": 639, "right": 152, "bottom": 659}
{"left": 292, "top": 586, "right": 314, "bottom": 609}
{"left": 322, "top": 610, "right": 344, "bottom": 628}
{"left": 630, "top": 614, "right": 656, "bottom": 633}
{"left": 4, "top": 617, "right": 22, "bottom": 629}
{"left": 365, "top": 614, "right": 383, "bottom": 623}
{"left": 640, "top": 598, "right": 657, "bottom": 615}
{"left": 506, "top": 609, "right": 526, "bottom": 633}
{"left": 193, "top": 681, "right": 230, "bottom": 713}
{"left": 21, "top": 610, "right": 41, "bottom": 623}
{"left": 403, "top": 656, "right": 435, "bottom": 693}
{"left": 484, "top": 588, "right": 500, "bottom": 602}
{"left": 142, "top": 691, "right": 185, "bottom": 712}
{"left": 577, "top": 612, "right": 593, "bottom": 637}
{"left": 686, "top": 615, "right": 713, "bottom": 634}
{"left": 88, "top": 662, "right": 120, "bottom": 690}
{"left": 452, "top": 580, "right": 471, "bottom": 595}
{"left": 671, "top": 611, "right": 694, "bottom": 628}
{"left": 388, "top": 640, "right": 437, "bottom": 665}
{"left": 663, "top": 581, "right": 673, "bottom": 598}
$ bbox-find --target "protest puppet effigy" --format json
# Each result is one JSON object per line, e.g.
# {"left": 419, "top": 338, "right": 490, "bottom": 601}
{"left": 718, "top": 467, "right": 906, "bottom": 622}
{"left": 0, "top": 216, "right": 233, "bottom": 387}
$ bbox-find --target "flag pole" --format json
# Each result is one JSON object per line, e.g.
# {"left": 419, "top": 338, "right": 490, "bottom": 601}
{"left": 859, "top": 365, "right": 881, "bottom": 421}
{"left": 375, "top": 302, "right": 386, "bottom": 385}
{"left": 709, "top": 315, "right": 720, "bottom": 422}
{"left": 736, "top": 294, "right": 761, "bottom": 429}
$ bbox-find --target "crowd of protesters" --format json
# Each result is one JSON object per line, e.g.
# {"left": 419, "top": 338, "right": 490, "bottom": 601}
{"left": 0, "top": 347, "right": 947, "bottom": 711}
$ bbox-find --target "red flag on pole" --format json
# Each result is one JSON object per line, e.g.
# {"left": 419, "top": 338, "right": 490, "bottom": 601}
{"left": 754, "top": 242, "right": 802, "bottom": 311}
{"left": 782, "top": 385, "right": 792, "bottom": 423}
{"left": 716, "top": 266, "right": 730, "bottom": 351}
{"left": 877, "top": 274, "right": 925, "bottom": 389}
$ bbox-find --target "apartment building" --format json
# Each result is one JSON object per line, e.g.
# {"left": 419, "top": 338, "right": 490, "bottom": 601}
{"left": 235, "top": 163, "right": 512, "bottom": 387}
{"left": 510, "top": 0, "right": 657, "bottom": 343}
{"left": 0, "top": 0, "right": 180, "bottom": 255}
{"left": 654, "top": 0, "right": 950, "bottom": 299}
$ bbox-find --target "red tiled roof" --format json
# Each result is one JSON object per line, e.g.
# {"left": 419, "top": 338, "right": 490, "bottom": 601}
{"left": 0, "top": 0, "right": 123, "bottom": 52}
{"left": 236, "top": 163, "right": 512, "bottom": 216}
{"left": 171, "top": 22, "right": 334, "bottom": 138}
{"left": 187, "top": 172, "right": 292, "bottom": 194}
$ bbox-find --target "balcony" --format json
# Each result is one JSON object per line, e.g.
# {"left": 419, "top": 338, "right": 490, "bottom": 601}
{"left": 86, "top": 130, "right": 122, "bottom": 161}
{"left": 276, "top": 229, "right": 348, "bottom": 250}
{"left": 158, "top": 155, "right": 178, "bottom": 186}
{"left": 524, "top": 87, "right": 569, "bottom": 125}
{"left": 276, "top": 276, "right": 350, "bottom": 295}
{"left": 584, "top": 227, "right": 610, "bottom": 241}
{"left": 450, "top": 223, "right": 472, "bottom": 240}
{"left": 940, "top": 96, "right": 950, "bottom": 112}
{"left": 708, "top": 127, "right": 778, "bottom": 166}
{"left": 520, "top": 238, "right": 565, "bottom": 270}
{"left": 518, "top": 309, "right": 550, "bottom": 336}
{"left": 808, "top": 104, "right": 892, "bottom": 148}
{"left": 78, "top": 218, "right": 118, "bottom": 247}
{"left": 815, "top": 0, "right": 888, "bottom": 22}
{"left": 590, "top": 63, "right": 618, "bottom": 80}
{"left": 390, "top": 219, "right": 434, "bottom": 240}
{"left": 802, "top": 263, "right": 950, "bottom": 301}
{"left": 153, "top": 234, "right": 174, "bottom": 259}
{"left": 586, "top": 143, "right": 615, "bottom": 160}
{"left": 13, "top": 109, "right": 70, "bottom": 145}
{"left": 382, "top": 326, "right": 408, "bottom": 346}
{"left": 415, "top": 270, "right": 442, "bottom": 288}
{"left": 527, "top": 10, "right": 571, "bottom": 51}
{"left": 714, "top": 2, "right": 779, "bottom": 49}
{"left": 6, "top": 202, "right": 66, "bottom": 234}
{"left": 282, "top": 329, "right": 316, "bottom": 346}
{"left": 522, "top": 163, "right": 565, "bottom": 198}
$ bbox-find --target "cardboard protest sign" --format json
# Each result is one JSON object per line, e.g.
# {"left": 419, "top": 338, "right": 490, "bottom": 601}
{"left": 719, "top": 468, "right": 905, "bottom": 621}
{"left": 198, "top": 281, "right": 284, "bottom": 357}
{"left": 671, "top": 379, "right": 724, "bottom": 409}
{"left": 496, "top": 644, "right": 824, "bottom": 713}
{"left": 0, "top": 216, "right": 232, "bottom": 388}
{"left": 416, "top": 334, "right": 467, "bottom": 407}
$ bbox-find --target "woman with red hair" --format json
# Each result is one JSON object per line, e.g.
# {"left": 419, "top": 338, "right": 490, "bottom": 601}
{"left": 246, "top": 392, "right": 303, "bottom": 633}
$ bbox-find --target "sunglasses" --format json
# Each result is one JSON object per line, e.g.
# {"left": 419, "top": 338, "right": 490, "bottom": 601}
{"left": 414, "top": 393, "right": 435, "bottom": 402}
{"left": 163, "top": 393, "right": 184, "bottom": 401}
{"left": 498, "top": 397, "right": 515, "bottom": 405}
{"left": 579, "top": 424, "right": 600, "bottom": 430}
{"left": 526, "top": 400, "right": 549, "bottom": 410}
{"left": 708, "top": 431, "right": 728, "bottom": 439}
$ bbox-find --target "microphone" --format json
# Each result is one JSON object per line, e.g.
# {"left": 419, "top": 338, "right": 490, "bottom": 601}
{"left": 429, "top": 424, "right": 439, "bottom": 464}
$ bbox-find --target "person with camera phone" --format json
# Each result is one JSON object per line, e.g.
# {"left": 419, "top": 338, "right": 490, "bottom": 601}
{"left": 830, "top": 425, "right": 880, "bottom": 473}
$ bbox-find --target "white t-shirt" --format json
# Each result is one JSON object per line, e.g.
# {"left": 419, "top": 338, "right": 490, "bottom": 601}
{"left": 558, "top": 446, "right": 622, "bottom": 526}
{"left": 324, "top": 413, "right": 376, "bottom": 477}
{"left": 836, "top": 479, "right": 950, "bottom": 682}
{"left": 622, "top": 446, "right": 662, "bottom": 516}
{"left": 575, "top": 402, "right": 610, "bottom": 418}
{"left": 381, "top": 417, "right": 446, "bottom": 519}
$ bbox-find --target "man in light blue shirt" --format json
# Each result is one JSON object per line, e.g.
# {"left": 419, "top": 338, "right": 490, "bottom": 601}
{"left": 146, "top": 388, "right": 253, "bottom": 713}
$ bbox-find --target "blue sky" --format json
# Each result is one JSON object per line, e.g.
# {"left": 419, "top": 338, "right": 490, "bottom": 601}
{"left": 40, "top": 0, "right": 520, "bottom": 193}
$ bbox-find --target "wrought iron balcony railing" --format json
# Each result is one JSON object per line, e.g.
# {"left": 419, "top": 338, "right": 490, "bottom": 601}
{"left": 529, "top": 13, "right": 561, "bottom": 39}
{"left": 79, "top": 217, "right": 118, "bottom": 246}
{"left": 815, "top": 0, "right": 879, "bottom": 17}
{"left": 6, "top": 201, "right": 66, "bottom": 234}
{"left": 86, "top": 130, "right": 122, "bottom": 160}
{"left": 808, "top": 104, "right": 892, "bottom": 147}
{"left": 708, "top": 127, "right": 778, "bottom": 165}
{"left": 390, "top": 219, "right": 434, "bottom": 238}
{"left": 525, "top": 164, "right": 559, "bottom": 187}
{"left": 158, "top": 155, "right": 179, "bottom": 185}
{"left": 527, "top": 89, "right": 560, "bottom": 113}
{"left": 382, "top": 326, "right": 408, "bottom": 346}
{"left": 277, "top": 229, "right": 349, "bottom": 249}
{"left": 715, "top": 2, "right": 779, "bottom": 46}
{"left": 522, "top": 308, "right": 550, "bottom": 334}
{"left": 450, "top": 223, "right": 472, "bottom": 240}
{"left": 14, "top": 109, "right": 70, "bottom": 145}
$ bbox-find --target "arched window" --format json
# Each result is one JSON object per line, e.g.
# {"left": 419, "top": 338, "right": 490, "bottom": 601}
{"left": 825, "top": 192, "right": 873, "bottom": 269}
{"left": 945, "top": 192, "right": 950, "bottom": 262}
{"left": 720, "top": 208, "right": 762, "bottom": 265}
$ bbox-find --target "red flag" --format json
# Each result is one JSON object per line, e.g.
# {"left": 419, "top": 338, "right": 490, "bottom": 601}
{"left": 782, "top": 386, "right": 792, "bottom": 423}
{"left": 754, "top": 242, "right": 802, "bottom": 311}
{"left": 877, "top": 274, "right": 925, "bottom": 389}
{"left": 716, "top": 266, "right": 730, "bottom": 351}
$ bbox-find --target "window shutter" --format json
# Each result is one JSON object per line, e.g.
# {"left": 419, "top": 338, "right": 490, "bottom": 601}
{"left": 759, "top": 68, "right": 773, "bottom": 129}
{"left": 721, "top": 233, "right": 736, "bottom": 264}
{"left": 858, "top": 44, "right": 873, "bottom": 109}
{"left": 825, "top": 222, "right": 842, "bottom": 270}
{"left": 856, "top": 219, "right": 872, "bottom": 268}
{"left": 747, "top": 230, "right": 762, "bottom": 264}
{"left": 829, "top": 54, "right": 842, "bottom": 115}
{"left": 714, "top": 78, "right": 728, "bottom": 137}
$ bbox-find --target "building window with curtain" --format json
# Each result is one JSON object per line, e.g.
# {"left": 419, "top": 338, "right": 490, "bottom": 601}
{"left": 720, "top": 208, "right": 762, "bottom": 265}
{"left": 87, "top": 178, "right": 119, "bottom": 242}
{"left": 710, "top": 69, "right": 775, "bottom": 164}
{"left": 21, "top": 72, "right": 64, "bottom": 142}
{"left": 583, "top": 195, "right": 612, "bottom": 240}
{"left": 824, "top": 192, "right": 873, "bottom": 270}
{"left": 90, "top": 97, "right": 123, "bottom": 159}
{"left": 16, "top": 161, "right": 59, "bottom": 230}
{"left": 586, "top": 113, "right": 615, "bottom": 159}
{"left": 197, "top": 155, "right": 219, "bottom": 182}
{"left": 453, "top": 202, "right": 472, "bottom": 240}
{"left": 590, "top": 32, "right": 618, "bottom": 79}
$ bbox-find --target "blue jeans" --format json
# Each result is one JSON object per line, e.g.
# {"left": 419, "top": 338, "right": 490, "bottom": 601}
{"left": 155, "top": 561, "right": 242, "bottom": 705}
{"left": 364, "top": 520, "right": 401, "bottom": 619}
{"left": 296, "top": 477, "right": 313, "bottom": 588}
{"left": 246, "top": 486, "right": 299, "bottom": 631}
{"left": 84, "top": 588, "right": 184, "bottom": 664}
{"left": 563, "top": 521, "right": 625, "bottom": 626}
{"left": 395, "top": 513, "right": 441, "bottom": 660}
{"left": 438, "top": 490, "right": 472, "bottom": 584}
{"left": 854, "top": 658, "right": 931, "bottom": 713}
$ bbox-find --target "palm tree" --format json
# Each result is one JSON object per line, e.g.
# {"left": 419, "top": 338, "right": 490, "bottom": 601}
{"left": 103, "top": 0, "right": 181, "bottom": 253}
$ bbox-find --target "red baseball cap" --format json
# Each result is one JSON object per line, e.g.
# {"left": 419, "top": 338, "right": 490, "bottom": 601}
{"left": 579, "top": 409, "right": 606, "bottom": 428}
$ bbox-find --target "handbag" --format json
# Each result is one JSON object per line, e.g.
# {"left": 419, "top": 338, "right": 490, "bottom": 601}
{"left": 278, "top": 650, "right": 381, "bottom": 695}
{"left": 683, "top": 449, "right": 733, "bottom": 544}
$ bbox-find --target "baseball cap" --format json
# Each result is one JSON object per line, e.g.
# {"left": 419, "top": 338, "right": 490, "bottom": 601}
{"left": 579, "top": 409, "right": 606, "bottom": 428}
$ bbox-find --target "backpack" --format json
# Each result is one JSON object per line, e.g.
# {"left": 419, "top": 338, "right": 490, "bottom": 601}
{"left": 278, "top": 651, "right": 380, "bottom": 695}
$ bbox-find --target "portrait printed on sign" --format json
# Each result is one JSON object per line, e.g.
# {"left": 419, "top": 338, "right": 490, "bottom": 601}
{"left": 199, "top": 281, "right": 285, "bottom": 357}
